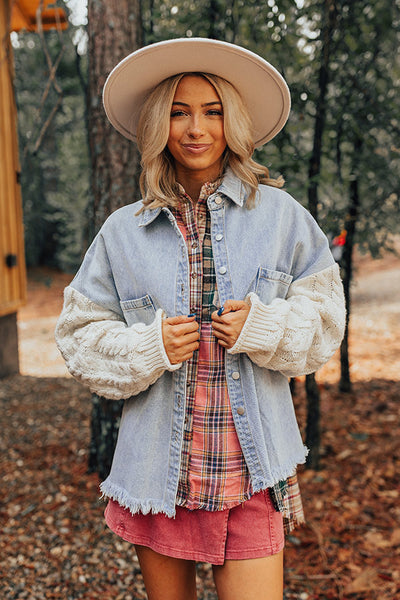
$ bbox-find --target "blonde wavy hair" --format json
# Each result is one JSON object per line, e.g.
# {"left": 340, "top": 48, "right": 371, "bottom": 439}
{"left": 136, "top": 72, "right": 284, "bottom": 211}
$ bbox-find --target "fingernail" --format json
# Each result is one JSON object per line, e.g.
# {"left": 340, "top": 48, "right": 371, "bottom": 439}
{"left": 188, "top": 314, "right": 196, "bottom": 318}
{"left": 217, "top": 306, "right": 224, "bottom": 316}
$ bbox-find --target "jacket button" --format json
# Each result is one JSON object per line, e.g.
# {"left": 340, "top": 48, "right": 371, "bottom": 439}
{"left": 215, "top": 197, "right": 222, "bottom": 205}
{"left": 237, "top": 406, "right": 245, "bottom": 415}
{"left": 232, "top": 371, "right": 240, "bottom": 380}
{"left": 219, "top": 266, "right": 227, "bottom": 275}
{"left": 215, "top": 233, "right": 223, "bottom": 241}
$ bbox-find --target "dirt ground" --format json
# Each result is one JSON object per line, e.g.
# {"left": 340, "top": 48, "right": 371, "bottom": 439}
{"left": 1, "top": 248, "right": 399, "bottom": 600}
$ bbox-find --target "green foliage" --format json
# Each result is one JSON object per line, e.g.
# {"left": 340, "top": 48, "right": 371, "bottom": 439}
{"left": 322, "top": 0, "right": 400, "bottom": 254}
{"left": 13, "top": 23, "right": 89, "bottom": 272}
{"left": 12, "top": 0, "right": 400, "bottom": 271}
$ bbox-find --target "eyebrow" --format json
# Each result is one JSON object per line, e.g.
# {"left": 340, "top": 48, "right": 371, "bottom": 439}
{"left": 171, "top": 101, "right": 222, "bottom": 107}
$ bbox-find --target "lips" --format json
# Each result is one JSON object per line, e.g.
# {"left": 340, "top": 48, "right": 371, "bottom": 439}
{"left": 182, "top": 144, "right": 211, "bottom": 154}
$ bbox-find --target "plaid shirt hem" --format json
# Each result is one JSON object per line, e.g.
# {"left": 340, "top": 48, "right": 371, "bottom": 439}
{"left": 270, "top": 474, "right": 305, "bottom": 534}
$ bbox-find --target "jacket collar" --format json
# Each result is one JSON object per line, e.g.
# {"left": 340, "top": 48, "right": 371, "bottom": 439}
{"left": 138, "top": 168, "right": 248, "bottom": 227}
{"left": 217, "top": 168, "right": 247, "bottom": 207}
{"left": 138, "top": 206, "right": 162, "bottom": 227}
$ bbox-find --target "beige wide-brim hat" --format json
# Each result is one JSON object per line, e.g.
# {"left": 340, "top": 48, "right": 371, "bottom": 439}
{"left": 103, "top": 38, "right": 290, "bottom": 148}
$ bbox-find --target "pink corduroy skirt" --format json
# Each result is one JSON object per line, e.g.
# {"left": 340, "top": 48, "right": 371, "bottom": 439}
{"left": 104, "top": 489, "right": 284, "bottom": 565}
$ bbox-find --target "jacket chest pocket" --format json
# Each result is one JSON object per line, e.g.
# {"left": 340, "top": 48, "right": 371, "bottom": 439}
{"left": 120, "top": 295, "right": 156, "bottom": 326}
{"left": 252, "top": 267, "right": 293, "bottom": 304}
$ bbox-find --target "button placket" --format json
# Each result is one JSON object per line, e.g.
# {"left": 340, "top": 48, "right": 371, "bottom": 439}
{"left": 209, "top": 197, "right": 234, "bottom": 306}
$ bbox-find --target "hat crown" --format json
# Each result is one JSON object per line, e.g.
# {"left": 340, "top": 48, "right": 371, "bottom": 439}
{"left": 103, "top": 37, "right": 290, "bottom": 147}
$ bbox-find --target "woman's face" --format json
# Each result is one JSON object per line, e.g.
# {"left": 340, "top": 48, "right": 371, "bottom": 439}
{"left": 167, "top": 75, "right": 227, "bottom": 184}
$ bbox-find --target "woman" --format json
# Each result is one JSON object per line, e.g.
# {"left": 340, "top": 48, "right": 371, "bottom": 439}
{"left": 56, "top": 38, "right": 345, "bottom": 600}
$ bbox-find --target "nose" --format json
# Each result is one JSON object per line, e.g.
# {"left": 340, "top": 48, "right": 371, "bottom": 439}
{"left": 187, "top": 114, "right": 204, "bottom": 138}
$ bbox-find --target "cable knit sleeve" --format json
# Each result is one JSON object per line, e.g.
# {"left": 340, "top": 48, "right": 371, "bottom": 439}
{"left": 55, "top": 286, "right": 181, "bottom": 400}
{"left": 228, "top": 263, "right": 345, "bottom": 377}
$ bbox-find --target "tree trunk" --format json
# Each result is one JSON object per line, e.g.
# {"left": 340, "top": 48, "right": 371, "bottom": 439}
{"left": 208, "top": 0, "right": 219, "bottom": 38}
{"left": 87, "top": 0, "right": 142, "bottom": 234}
{"left": 339, "top": 137, "right": 362, "bottom": 392}
{"left": 86, "top": 0, "right": 142, "bottom": 477}
{"left": 305, "top": 373, "right": 321, "bottom": 470}
{"left": 305, "top": 0, "right": 337, "bottom": 468}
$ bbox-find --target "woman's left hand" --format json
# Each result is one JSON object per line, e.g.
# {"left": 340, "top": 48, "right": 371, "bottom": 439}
{"left": 211, "top": 300, "right": 250, "bottom": 349}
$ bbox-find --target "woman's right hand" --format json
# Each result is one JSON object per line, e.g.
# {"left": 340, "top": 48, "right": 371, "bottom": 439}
{"left": 162, "top": 315, "right": 200, "bottom": 364}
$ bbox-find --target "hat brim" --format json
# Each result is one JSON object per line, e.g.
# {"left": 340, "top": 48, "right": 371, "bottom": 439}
{"left": 103, "top": 38, "right": 290, "bottom": 148}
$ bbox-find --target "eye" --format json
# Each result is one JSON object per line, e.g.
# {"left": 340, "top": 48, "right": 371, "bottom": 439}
{"left": 206, "top": 109, "right": 223, "bottom": 116}
{"left": 170, "top": 110, "right": 187, "bottom": 117}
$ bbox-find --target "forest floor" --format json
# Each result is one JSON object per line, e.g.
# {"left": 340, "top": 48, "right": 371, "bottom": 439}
{"left": 0, "top": 247, "right": 399, "bottom": 599}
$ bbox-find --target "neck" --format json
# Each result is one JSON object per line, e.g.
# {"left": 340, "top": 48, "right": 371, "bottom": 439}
{"left": 174, "top": 164, "right": 223, "bottom": 202}
{"left": 180, "top": 180, "right": 203, "bottom": 202}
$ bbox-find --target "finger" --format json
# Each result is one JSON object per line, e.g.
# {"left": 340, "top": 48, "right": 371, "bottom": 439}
{"left": 212, "top": 321, "right": 241, "bottom": 348}
{"left": 211, "top": 326, "right": 231, "bottom": 342}
{"left": 166, "top": 330, "right": 200, "bottom": 350}
{"left": 212, "top": 302, "right": 249, "bottom": 321}
{"left": 211, "top": 321, "right": 228, "bottom": 335}
{"left": 180, "top": 342, "right": 200, "bottom": 360}
{"left": 213, "top": 330, "right": 232, "bottom": 342}
{"left": 211, "top": 311, "right": 225, "bottom": 323}
{"left": 179, "top": 331, "right": 201, "bottom": 345}
{"left": 215, "top": 333, "right": 235, "bottom": 349}
{"left": 220, "top": 300, "right": 248, "bottom": 314}
{"left": 212, "top": 318, "right": 238, "bottom": 334}
{"left": 169, "top": 341, "right": 200, "bottom": 364}
{"left": 216, "top": 339, "right": 230, "bottom": 348}
{"left": 166, "top": 321, "right": 200, "bottom": 336}
{"left": 165, "top": 315, "right": 196, "bottom": 326}
{"left": 162, "top": 319, "right": 198, "bottom": 363}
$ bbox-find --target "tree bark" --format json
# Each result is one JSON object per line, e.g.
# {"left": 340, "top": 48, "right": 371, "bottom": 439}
{"left": 86, "top": 0, "right": 142, "bottom": 477}
{"left": 305, "top": 373, "right": 321, "bottom": 470}
{"left": 87, "top": 0, "right": 142, "bottom": 235}
{"left": 339, "top": 137, "right": 362, "bottom": 392}
{"left": 305, "top": 0, "right": 337, "bottom": 468}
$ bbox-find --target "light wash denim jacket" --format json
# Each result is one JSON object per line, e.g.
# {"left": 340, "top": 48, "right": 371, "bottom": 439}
{"left": 56, "top": 170, "right": 345, "bottom": 517}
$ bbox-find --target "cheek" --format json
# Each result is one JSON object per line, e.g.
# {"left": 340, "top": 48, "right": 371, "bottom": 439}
{"left": 167, "top": 122, "right": 182, "bottom": 146}
{"left": 213, "top": 122, "right": 226, "bottom": 146}
{"left": 167, "top": 134, "right": 180, "bottom": 161}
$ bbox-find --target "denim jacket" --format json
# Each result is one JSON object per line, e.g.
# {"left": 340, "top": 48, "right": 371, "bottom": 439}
{"left": 55, "top": 169, "right": 345, "bottom": 517}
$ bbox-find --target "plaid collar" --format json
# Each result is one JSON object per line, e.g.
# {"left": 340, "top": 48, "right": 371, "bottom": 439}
{"left": 175, "top": 178, "right": 222, "bottom": 205}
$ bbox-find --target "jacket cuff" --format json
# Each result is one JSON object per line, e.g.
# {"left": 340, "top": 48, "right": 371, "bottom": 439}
{"left": 139, "top": 310, "right": 182, "bottom": 373}
{"left": 228, "top": 293, "right": 287, "bottom": 355}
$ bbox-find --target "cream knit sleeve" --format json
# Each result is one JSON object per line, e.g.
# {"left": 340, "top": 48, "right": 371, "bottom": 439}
{"left": 55, "top": 286, "right": 181, "bottom": 400}
{"left": 228, "top": 263, "right": 345, "bottom": 377}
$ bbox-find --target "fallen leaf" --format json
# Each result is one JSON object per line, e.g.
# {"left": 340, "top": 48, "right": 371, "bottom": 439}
{"left": 364, "top": 530, "right": 390, "bottom": 549}
{"left": 344, "top": 568, "right": 379, "bottom": 594}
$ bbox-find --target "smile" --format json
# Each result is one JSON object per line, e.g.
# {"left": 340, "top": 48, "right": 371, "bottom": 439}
{"left": 182, "top": 144, "right": 212, "bottom": 154}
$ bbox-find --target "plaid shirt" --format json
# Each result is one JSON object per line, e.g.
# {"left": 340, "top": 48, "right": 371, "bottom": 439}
{"left": 172, "top": 182, "right": 304, "bottom": 531}
{"left": 270, "top": 474, "right": 305, "bottom": 534}
{"left": 173, "top": 181, "right": 252, "bottom": 511}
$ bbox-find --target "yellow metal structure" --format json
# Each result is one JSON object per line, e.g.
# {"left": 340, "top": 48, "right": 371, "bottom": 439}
{"left": 1, "top": 0, "right": 26, "bottom": 317}
{"left": 11, "top": 0, "right": 68, "bottom": 32}
{"left": 0, "top": 0, "right": 67, "bottom": 318}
